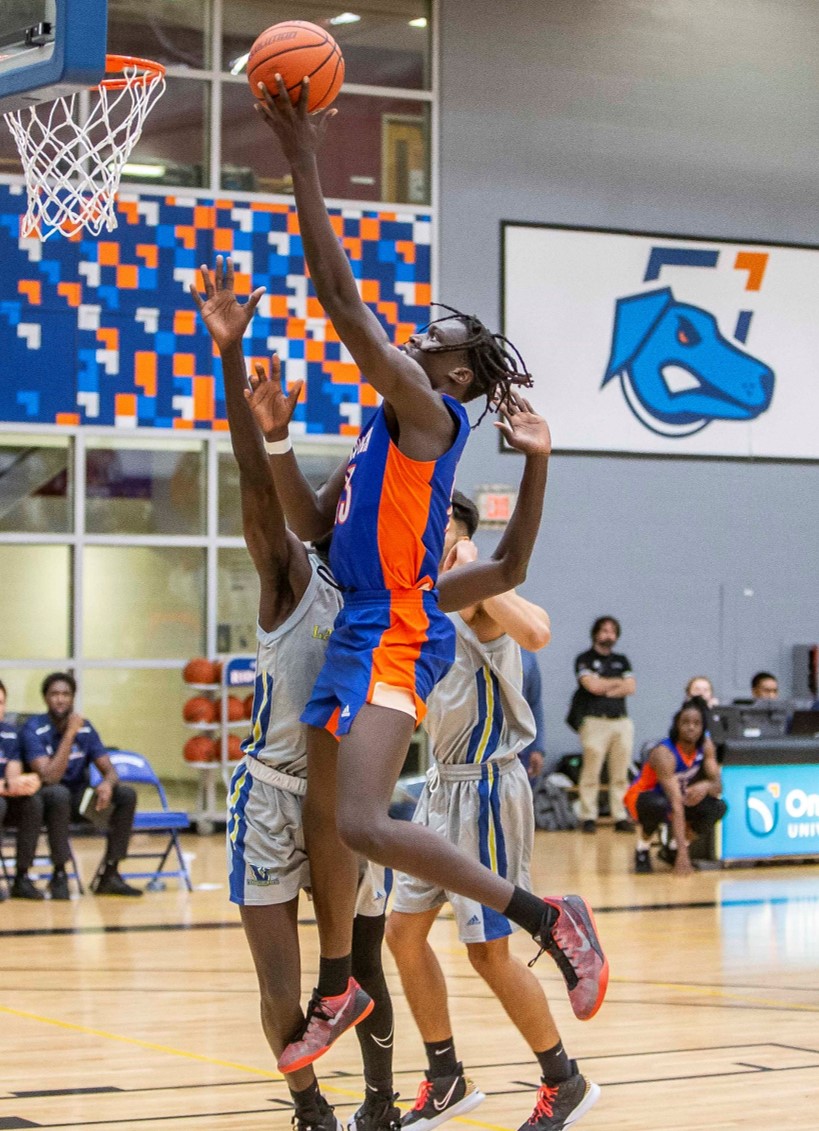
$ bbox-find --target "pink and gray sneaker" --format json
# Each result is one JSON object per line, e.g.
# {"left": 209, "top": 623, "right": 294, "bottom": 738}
{"left": 278, "top": 977, "right": 374, "bottom": 1074}
{"left": 531, "top": 895, "right": 609, "bottom": 1021}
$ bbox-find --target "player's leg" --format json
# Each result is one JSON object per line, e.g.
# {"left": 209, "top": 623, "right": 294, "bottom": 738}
{"left": 348, "top": 911, "right": 401, "bottom": 1131}
{"left": 241, "top": 901, "right": 340, "bottom": 1130}
{"left": 386, "top": 907, "right": 484, "bottom": 1130}
{"left": 577, "top": 718, "right": 608, "bottom": 829}
{"left": 5, "top": 793, "right": 45, "bottom": 899}
{"left": 334, "top": 705, "right": 607, "bottom": 1022}
{"left": 37, "top": 782, "right": 72, "bottom": 900}
{"left": 634, "top": 791, "right": 668, "bottom": 872}
{"left": 91, "top": 782, "right": 141, "bottom": 896}
{"left": 467, "top": 938, "right": 600, "bottom": 1131}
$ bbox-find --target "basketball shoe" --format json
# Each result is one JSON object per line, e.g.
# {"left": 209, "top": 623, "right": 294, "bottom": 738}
{"left": 531, "top": 895, "right": 609, "bottom": 1021}
{"left": 401, "top": 1065, "right": 485, "bottom": 1130}
{"left": 278, "top": 978, "right": 374, "bottom": 1073}
{"left": 292, "top": 1093, "right": 342, "bottom": 1131}
{"left": 347, "top": 1088, "right": 401, "bottom": 1131}
{"left": 518, "top": 1067, "right": 600, "bottom": 1131}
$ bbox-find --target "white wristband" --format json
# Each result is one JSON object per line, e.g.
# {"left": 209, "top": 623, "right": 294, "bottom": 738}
{"left": 264, "top": 435, "right": 292, "bottom": 455}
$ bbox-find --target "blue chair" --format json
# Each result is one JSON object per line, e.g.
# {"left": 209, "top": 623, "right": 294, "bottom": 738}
{"left": 90, "top": 751, "right": 192, "bottom": 892}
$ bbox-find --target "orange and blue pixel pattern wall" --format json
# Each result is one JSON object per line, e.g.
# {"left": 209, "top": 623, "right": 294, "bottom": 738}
{"left": 0, "top": 182, "right": 432, "bottom": 435}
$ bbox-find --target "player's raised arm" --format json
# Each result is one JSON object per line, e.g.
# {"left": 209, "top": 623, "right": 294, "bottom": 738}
{"left": 243, "top": 362, "right": 348, "bottom": 541}
{"left": 438, "top": 394, "right": 550, "bottom": 614}
{"left": 190, "top": 257, "right": 311, "bottom": 624}
{"left": 254, "top": 76, "right": 455, "bottom": 447}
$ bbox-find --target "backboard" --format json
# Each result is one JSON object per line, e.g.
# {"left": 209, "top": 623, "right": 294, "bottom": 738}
{"left": 0, "top": 0, "right": 107, "bottom": 112}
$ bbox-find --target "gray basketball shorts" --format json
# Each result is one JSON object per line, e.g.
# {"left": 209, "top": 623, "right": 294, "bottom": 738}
{"left": 227, "top": 757, "right": 389, "bottom": 913}
{"left": 391, "top": 754, "right": 534, "bottom": 943}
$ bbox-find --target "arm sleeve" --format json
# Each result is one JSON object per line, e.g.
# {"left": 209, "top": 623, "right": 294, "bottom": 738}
{"left": 20, "top": 722, "right": 46, "bottom": 766}
{"left": 575, "top": 651, "right": 594, "bottom": 680}
{"left": 84, "top": 722, "right": 108, "bottom": 764}
{"left": 521, "top": 650, "right": 546, "bottom": 756}
{"left": 621, "top": 654, "right": 634, "bottom": 678}
{"left": 2, "top": 730, "right": 22, "bottom": 763}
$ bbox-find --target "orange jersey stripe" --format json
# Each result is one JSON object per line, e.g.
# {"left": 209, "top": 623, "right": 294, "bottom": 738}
{"left": 376, "top": 444, "right": 435, "bottom": 591}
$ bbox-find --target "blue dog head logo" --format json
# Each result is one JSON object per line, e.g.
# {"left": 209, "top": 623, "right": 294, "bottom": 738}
{"left": 745, "top": 785, "right": 778, "bottom": 837}
{"left": 603, "top": 287, "right": 774, "bottom": 437}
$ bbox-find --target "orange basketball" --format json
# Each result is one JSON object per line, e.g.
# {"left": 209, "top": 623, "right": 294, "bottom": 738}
{"left": 227, "top": 735, "right": 244, "bottom": 761}
{"left": 248, "top": 20, "right": 344, "bottom": 112}
{"left": 227, "top": 695, "right": 244, "bottom": 722}
{"left": 243, "top": 692, "right": 255, "bottom": 719}
{"left": 183, "top": 735, "right": 216, "bottom": 763}
{"left": 183, "top": 696, "right": 217, "bottom": 724}
{"left": 183, "top": 657, "right": 216, "bottom": 685}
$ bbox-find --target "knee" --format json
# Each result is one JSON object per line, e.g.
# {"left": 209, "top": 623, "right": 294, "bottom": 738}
{"left": 113, "top": 784, "right": 137, "bottom": 811}
{"left": 384, "top": 913, "right": 410, "bottom": 961}
{"left": 41, "top": 783, "right": 71, "bottom": 811}
{"left": 336, "top": 808, "right": 389, "bottom": 860}
{"left": 467, "top": 941, "right": 505, "bottom": 979}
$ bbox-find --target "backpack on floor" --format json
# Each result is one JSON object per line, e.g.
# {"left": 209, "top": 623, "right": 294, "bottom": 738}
{"left": 533, "top": 775, "right": 579, "bottom": 831}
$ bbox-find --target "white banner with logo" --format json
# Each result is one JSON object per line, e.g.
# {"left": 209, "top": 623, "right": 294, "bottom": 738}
{"left": 502, "top": 223, "right": 819, "bottom": 458}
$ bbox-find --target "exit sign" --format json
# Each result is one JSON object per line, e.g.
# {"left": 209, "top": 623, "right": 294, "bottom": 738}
{"left": 476, "top": 485, "right": 518, "bottom": 526}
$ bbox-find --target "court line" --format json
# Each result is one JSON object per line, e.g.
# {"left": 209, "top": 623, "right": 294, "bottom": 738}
{"left": 0, "top": 1006, "right": 507, "bottom": 1131}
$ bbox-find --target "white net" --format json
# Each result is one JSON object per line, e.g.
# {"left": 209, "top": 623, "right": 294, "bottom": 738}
{"left": 3, "top": 56, "right": 166, "bottom": 240}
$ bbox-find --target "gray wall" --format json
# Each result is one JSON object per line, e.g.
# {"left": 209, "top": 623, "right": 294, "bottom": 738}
{"left": 439, "top": 0, "right": 819, "bottom": 760}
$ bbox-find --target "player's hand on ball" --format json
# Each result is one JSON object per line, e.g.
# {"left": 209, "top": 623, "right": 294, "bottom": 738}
{"left": 494, "top": 391, "right": 552, "bottom": 457}
{"left": 190, "top": 256, "right": 265, "bottom": 351}
{"left": 255, "top": 74, "right": 337, "bottom": 164}
{"left": 245, "top": 356, "right": 304, "bottom": 441}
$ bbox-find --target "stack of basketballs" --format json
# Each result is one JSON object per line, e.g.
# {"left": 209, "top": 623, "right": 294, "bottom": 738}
{"left": 181, "top": 658, "right": 253, "bottom": 763}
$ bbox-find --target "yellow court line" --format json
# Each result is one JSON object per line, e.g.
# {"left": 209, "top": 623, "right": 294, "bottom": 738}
{"left": 0, "top": 1004, "right": 511, "bottom": 1130}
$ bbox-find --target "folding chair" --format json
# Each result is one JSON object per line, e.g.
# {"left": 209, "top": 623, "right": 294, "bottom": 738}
{"left": 90, "top": 751, "right": 192, "bottom": 892}
{"left": 0, "top": 828, "right": 84, "bottom": 894}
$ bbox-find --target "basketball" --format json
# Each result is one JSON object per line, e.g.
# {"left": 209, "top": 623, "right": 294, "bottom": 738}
{"left": 183, "top": 696, "right": 217, "bottom": 724}
{"left": 227, "top": 735, "right": 244, "bottom": 761}
{"left": 247, "top": 20, "right": 344, "bottom": 112}
{"left": 243, "top": 693, "right": 254, "bottom": 719}
{"left": 183, "top": 657, "right": 216, "bottom": 685}
{"left": 227, "top": 695, "right": 244, "bottom": 721}
{"left": 183, "top": 735, "right": 215, "bottom": 763}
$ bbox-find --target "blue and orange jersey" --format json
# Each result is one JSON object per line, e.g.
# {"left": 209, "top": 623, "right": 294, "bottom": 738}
{"left": 624, "top": 737, "right": 705, "bottom": 819}
{"left": 330, "top": 395, "right": 470, "bottom": 593}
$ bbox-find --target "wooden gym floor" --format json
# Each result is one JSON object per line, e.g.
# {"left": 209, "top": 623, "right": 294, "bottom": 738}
{"left": 1, "top": 826, "right": 818, "bottom": 1130}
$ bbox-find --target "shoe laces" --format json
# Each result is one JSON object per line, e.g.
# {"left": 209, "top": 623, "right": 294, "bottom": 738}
{"left": 530, "top": 1083, "right": 559, "bottom": 1123}
{"left": 413, "top": 1078, "right": 434, "bottom": 1111}
{"left": 528, "top": 906, "right": 579, "bottom": 989}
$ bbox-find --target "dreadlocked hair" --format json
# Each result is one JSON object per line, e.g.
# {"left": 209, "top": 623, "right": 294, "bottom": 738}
{"left": 420, "top": 303, "right": 533, "bottom": 426}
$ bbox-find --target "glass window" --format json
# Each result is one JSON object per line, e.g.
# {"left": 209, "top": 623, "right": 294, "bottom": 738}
{"left": 217, "top": 547, "right": 259, "bottom": 654}
{"left": 85, "top": 438, "right": 206, "bottom": 536}
{"left": 223, "top": 1, "right": 431, "bottom": 90}
{"left": 221, "top": 87, "right": 429, "bottom": 202}
{"left": 83, "top": 547, "right": 205, "bottom": 660}
{"left": 0, "top": 668, "right": 55, "bottom": 722}
{"left": 107, "top": 0, "right": 209, "bottom": 71}
{"left": 0, "top": 435, "right": 72, "bottom": 534}
{"left": 120, "top": 77, "right": 209, "bottom": 189}
{"left": 217, "top": 440, "right": 350, "bottom": 537}
{"left": 82, "top": 667, "right": 195, "bottom": 782}
{"left": 0, "top": 545, "right": 71, "bottom": 659}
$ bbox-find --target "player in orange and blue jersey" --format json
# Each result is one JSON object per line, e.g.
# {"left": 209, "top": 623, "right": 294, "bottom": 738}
{"left": 251, "top": 74, "right": 609, "bottom": 1100}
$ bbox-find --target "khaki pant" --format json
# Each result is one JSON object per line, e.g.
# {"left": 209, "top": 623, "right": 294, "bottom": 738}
{"left": 578, "top": 716, "right": 634, "bottom": 821}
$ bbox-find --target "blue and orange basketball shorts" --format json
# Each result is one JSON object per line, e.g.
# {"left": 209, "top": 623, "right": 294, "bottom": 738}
{"left": 301, "top": 590, "right": 455, "bottom": 738}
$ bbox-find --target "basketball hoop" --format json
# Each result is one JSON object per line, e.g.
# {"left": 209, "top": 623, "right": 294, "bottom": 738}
{"left": 3, "top": 54, "right": 166, "bottom": 240}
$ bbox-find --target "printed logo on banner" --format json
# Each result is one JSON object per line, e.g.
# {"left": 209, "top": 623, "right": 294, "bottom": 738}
{"left": 602, "top": 247, "right": 775, "bottom": 437}
{"left": 745, "top": 783, "right": 780, "bottom": 837}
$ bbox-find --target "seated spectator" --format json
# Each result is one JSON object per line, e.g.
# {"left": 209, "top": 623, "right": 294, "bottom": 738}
{"left": 751, "top": 671, "right": 779, "bottom": 700}
{"left": 684, "top": 675, "right": 718, "bottom": 707}
{"left": 624, "top": 699, "right": 727, "bottom": 876}
{"left": 0, "top": 679, "right": 46, "bottom": 901}
{"left": 20, "top": 673, "right": 141, "bottom": 898}
{"left": 520, "top": 647, "right": 546, "bottom": 781}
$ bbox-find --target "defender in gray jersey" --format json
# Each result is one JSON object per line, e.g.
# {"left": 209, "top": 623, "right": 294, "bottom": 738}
{"left": 192, "top": 259, "right": 395, "bottom": 1131}
{"left": 387, "top": 490, "right": 601, "bottom": 1131}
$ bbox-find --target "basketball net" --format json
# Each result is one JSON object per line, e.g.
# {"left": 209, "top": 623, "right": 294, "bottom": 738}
{"left": 3, "top": 55, "right": 166, "bottom": 241}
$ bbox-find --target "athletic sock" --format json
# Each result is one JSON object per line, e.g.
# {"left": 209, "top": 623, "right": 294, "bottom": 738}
{"left": 316, "top": 954, "right": 351, "bottom": 998}
{"left": 536, "top": 1040, "right": 573, "bottom": 1085}
{"left": 424, "top": 1037, "right": 459, "bottom": 1079}
{"left": 290, "top": 1080, "right": 322, "bottom": 1121}
{"left": 503, "top": 886, "right": 558, "bottom": 938}
{"left": 351, "top": 915, "right": 395, "bottom": 1094}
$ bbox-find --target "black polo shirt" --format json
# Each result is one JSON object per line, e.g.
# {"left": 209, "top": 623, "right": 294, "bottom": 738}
{"left": 574, "top": 648, "right": 633, "bottom": 721}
